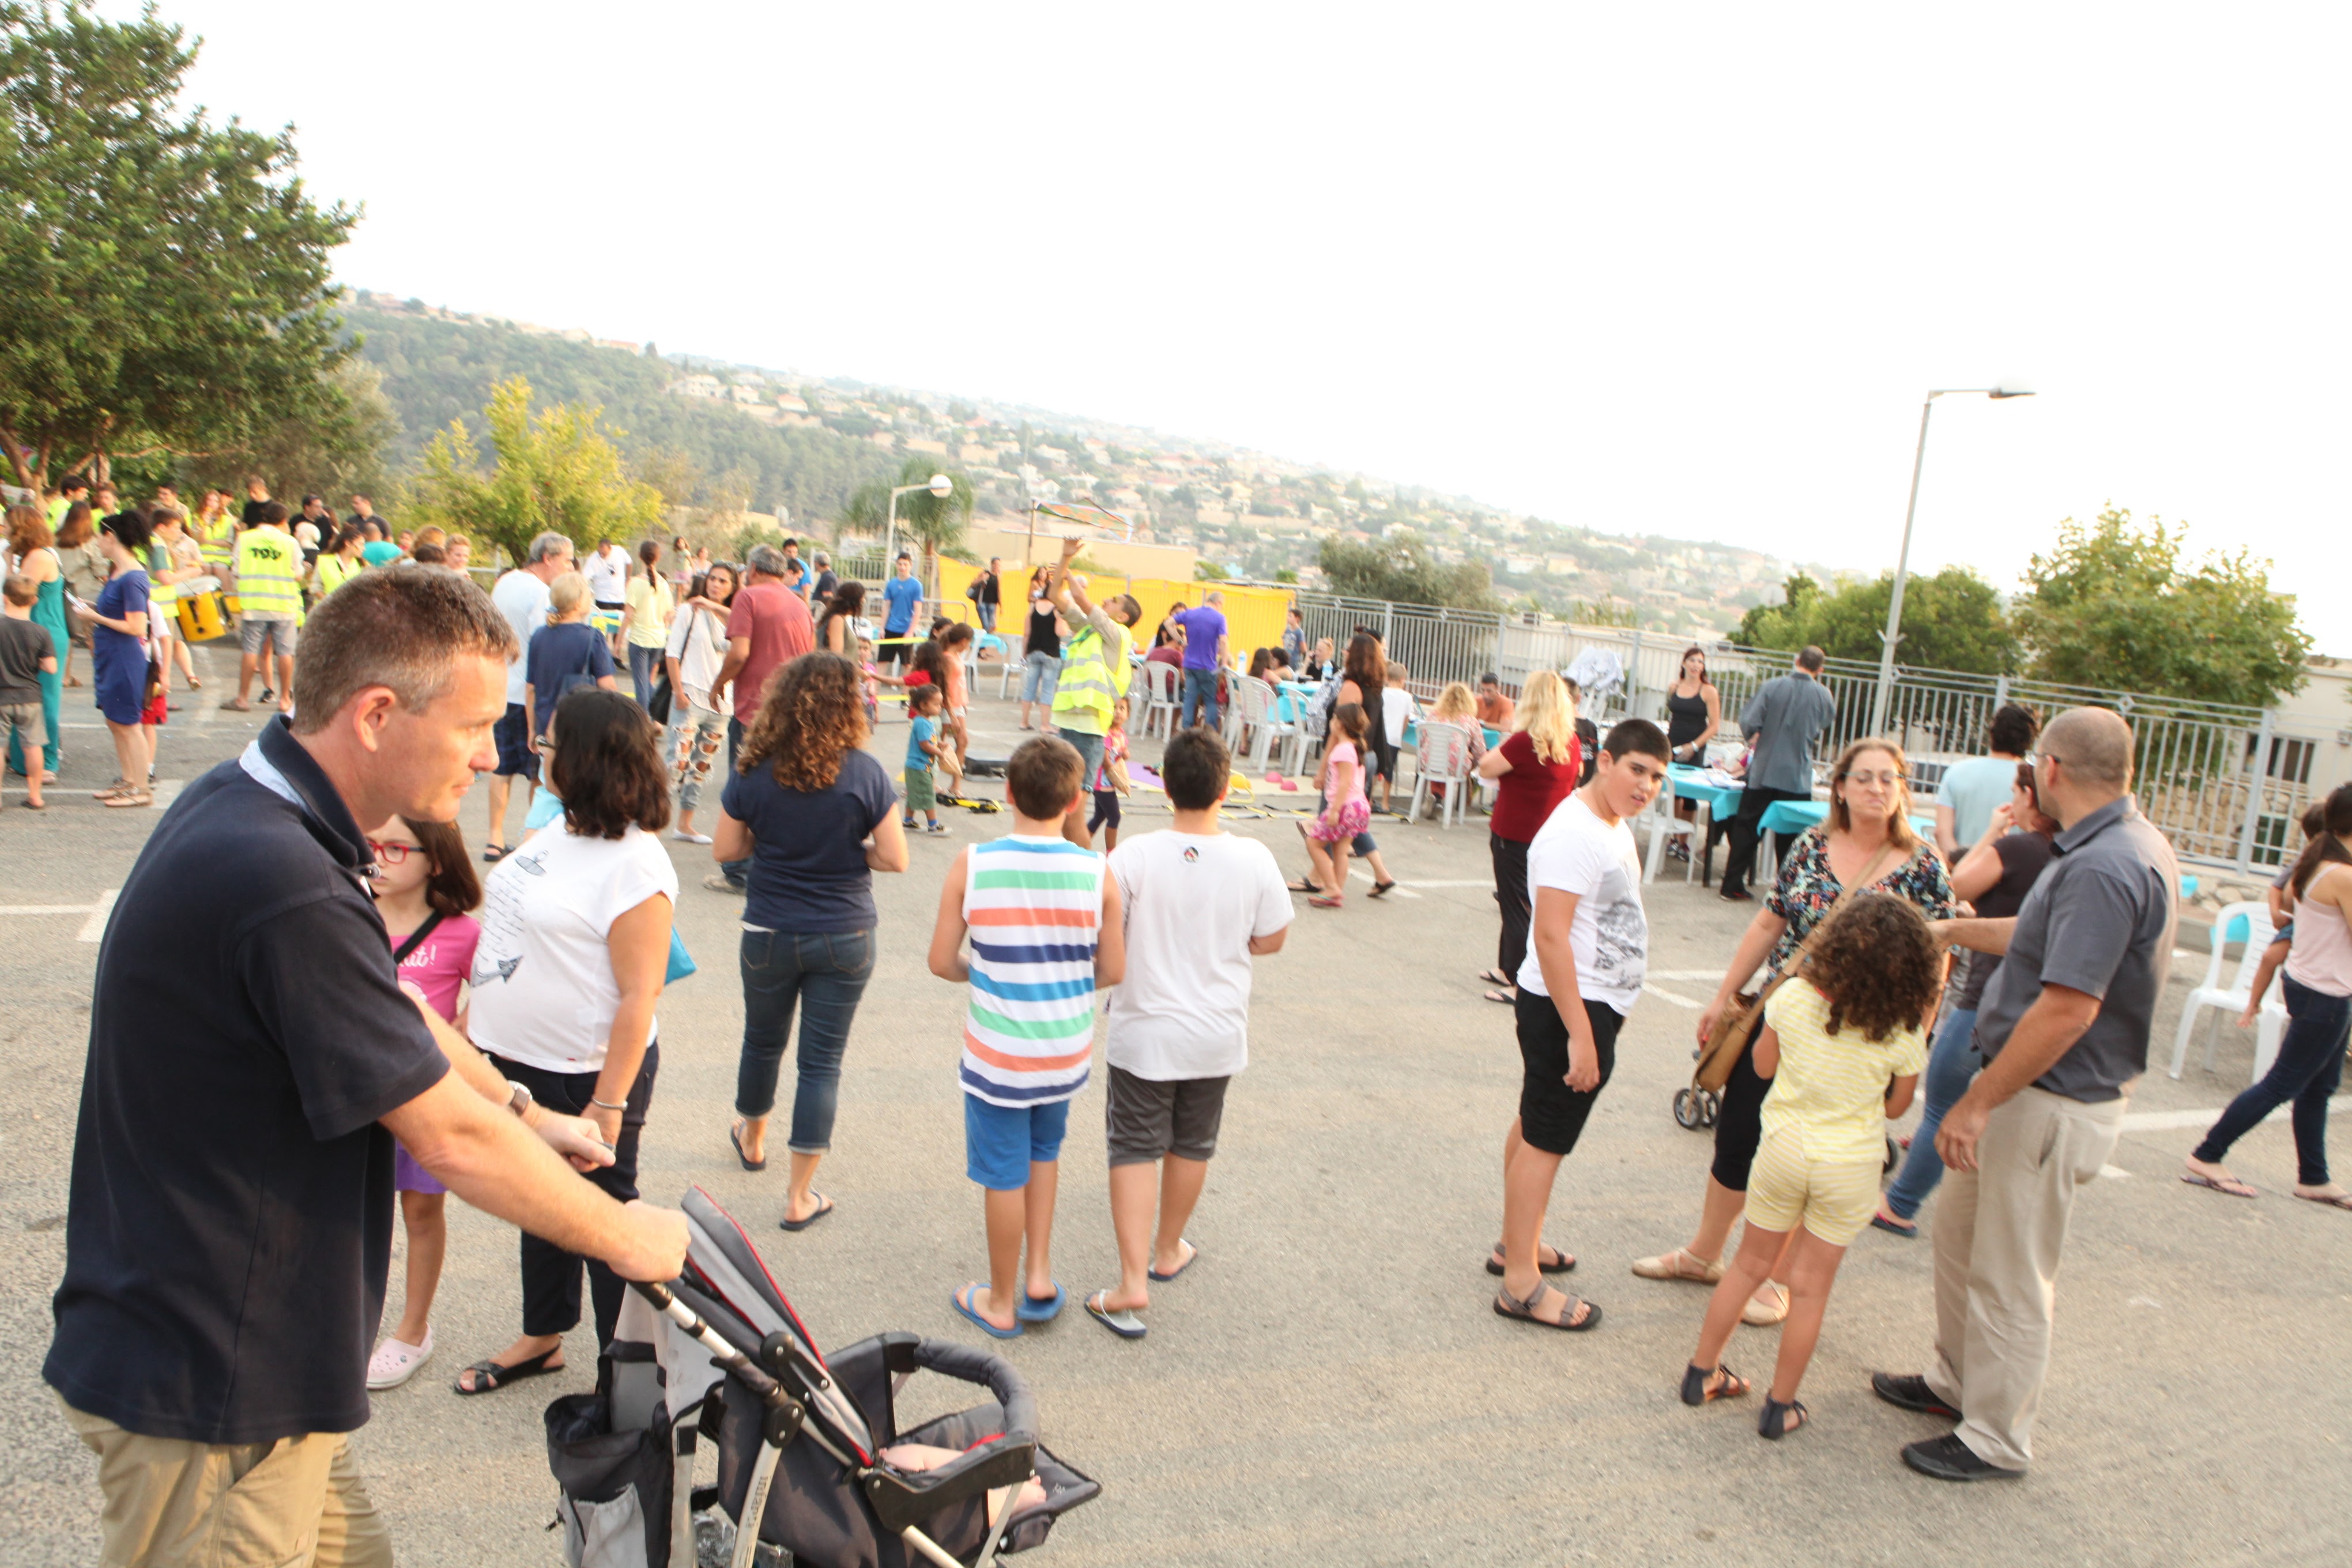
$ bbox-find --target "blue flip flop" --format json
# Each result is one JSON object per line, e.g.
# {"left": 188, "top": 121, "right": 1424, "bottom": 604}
{"left": 952, "top": 1283, "right": 1023, "bottom": 1340}
{"left": 1085, "top": 1291, "right": 1147, "bottom": 1340}
{"left": 1017, "top": 1282, "right": 1065, "bottom": 1324}
{"left": 1147, "top": 1241, "right": 1198, "bottom": 1283}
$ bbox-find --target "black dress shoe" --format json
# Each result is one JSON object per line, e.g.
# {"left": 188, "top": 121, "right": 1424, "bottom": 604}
{"left": 1871, "top": 1372, "right": 1961, "bottom": 1419}
{"left": 1718, "top": 888, "right": 1754, "bottom": 903}
{"left": 1903, "top": 1433, "right": 2023, "bottom": 1482}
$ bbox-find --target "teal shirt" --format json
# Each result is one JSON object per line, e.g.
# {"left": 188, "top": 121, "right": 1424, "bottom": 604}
{"left": 906, "top": 714, "right": 937, "bottom": 771}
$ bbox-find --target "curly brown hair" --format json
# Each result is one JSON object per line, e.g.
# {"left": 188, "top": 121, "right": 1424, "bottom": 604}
{"left": 1799, "top": 892, "right": 1942, "bottom": 1043}
{"left": 738, "top": 651, "right": 868, "bottom": 791}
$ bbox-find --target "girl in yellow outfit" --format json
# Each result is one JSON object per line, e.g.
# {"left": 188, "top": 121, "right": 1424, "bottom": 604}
{"left": 1680, "top": 893, "right": 1939, "bottom": 1438}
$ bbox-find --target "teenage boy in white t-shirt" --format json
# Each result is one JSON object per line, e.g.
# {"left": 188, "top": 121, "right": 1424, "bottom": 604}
{"left": 1491, "top": 717, "right": 1672, "bottom": 1333}
{"left": 1085, "top": 728, "right": 1291, "bottom": 1340}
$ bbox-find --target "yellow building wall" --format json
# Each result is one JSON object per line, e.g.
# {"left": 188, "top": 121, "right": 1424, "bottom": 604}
{"left": 936, "top": 574, "right": 1293, "bottom": 670}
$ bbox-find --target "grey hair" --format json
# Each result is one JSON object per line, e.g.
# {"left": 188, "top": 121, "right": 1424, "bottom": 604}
{"left": 526, "top": 531, "right": 574, "bottom": 565}
{"left": 1205, "top": 590, "right": 1224, "bottom": 605}
{"left": 813, "top": 552, "right": 830, "bottom": 566}
{"left": 745, "top": 544, "right": 790, "bottom": 578}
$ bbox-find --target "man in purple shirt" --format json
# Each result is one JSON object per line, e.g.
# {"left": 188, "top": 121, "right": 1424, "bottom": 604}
{"left": 1175, "top": 591, "right": 1228, "bottom": 732}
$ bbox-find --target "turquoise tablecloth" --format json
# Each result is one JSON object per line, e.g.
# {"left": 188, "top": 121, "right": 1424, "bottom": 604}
{"left": 1669, "top": 765, "right": 1744, "bottom": 818}
{"left": 1760, "top": 798, "right": 1938, "bottom": 839}
{"left": 1403, "top": 718, "right": 1502, "bottom": 751}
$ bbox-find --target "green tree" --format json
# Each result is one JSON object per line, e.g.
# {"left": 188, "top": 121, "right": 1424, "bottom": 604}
{"left": 1735, "top": 568, "right": 2016, "bottom": 674}
{"left": 0, "top": 1, "right": 357, "bottom": 491}
{"left": 842, "top": 458, "right": 974, "bottom": 574}
{"left": 186, "top": 361, "right": 399, "bottom": 505}
{"left": 1318, "top": 532, "right": 1499, "bottom": 610}
{"left": 2012, "top": 507, "right": 2310, "bottom": 707}
{"left": 406, "top": 376, "right": 661, "bottom": 568}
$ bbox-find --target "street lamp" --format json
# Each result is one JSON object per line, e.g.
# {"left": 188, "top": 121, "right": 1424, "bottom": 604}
{"left": 1868, "top": 386, "right": 2036, "bottom": 736}
{"left": 884, "top": 473, "right": 955, "bottom": 580}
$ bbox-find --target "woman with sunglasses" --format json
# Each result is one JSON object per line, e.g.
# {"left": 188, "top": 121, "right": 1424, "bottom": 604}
{"left": 363, "top": 816, "right": 483, "bottom": 1391}
{"left": 1632, "top": 738, "right": 1954, "bottom": 1325}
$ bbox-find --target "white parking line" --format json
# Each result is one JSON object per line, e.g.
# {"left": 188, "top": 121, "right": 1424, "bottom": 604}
{"left": 0, "top": 904, "right": 99, "bottom": 916}
{"left": 77, "top": 889, "right": 119, "bottom": 943}
{"left": 1641, "top": 982, "right": 1702, "bottom": 1009}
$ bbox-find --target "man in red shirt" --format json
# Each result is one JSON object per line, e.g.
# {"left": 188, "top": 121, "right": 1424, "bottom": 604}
{"left": 706, "top": 545, "right": 813, "bottom": 894}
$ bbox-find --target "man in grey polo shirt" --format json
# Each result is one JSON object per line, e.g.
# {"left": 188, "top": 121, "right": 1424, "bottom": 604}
{"left": 1718, "top": 644, "right": 1837, "bottom": 901}
{"left": 1872, "top": 706, "right": 2177, "bottom": 1481}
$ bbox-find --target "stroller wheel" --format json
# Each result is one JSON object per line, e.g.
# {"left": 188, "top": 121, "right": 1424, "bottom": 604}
{"left": 1699, "top": 1090, "right": 1721, "bottom": 1129}
{"left": 1673, "top": 1088, "right": 1705, "bottom": 1130}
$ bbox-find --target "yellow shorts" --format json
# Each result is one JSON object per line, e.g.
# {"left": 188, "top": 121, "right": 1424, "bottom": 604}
{"left": 1743, "top": 1126, "right": 1880, "bottom": 1246}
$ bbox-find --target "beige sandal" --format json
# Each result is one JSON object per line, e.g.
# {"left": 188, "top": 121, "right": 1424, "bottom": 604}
{"left": 1631, "top": 1247, "right": 1726, "bottom": 1284}
{"left": 1740, "top": 1282, "right": 1791, "bottom": 1326}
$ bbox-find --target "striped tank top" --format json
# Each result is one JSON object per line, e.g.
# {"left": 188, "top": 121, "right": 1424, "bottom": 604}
{"left": 960, "top": 834, "right": 1106, "bottom": 1107}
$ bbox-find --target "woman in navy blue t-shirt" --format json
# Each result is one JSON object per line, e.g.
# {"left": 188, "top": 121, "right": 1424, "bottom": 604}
{"left": 713, "top": 651, "right": 910, "bottom": 1230}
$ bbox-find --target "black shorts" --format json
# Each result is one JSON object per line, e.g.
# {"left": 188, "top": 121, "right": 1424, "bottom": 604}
{"left": 493, "top": 702, "right": 540, "bottom": 780}
{"left": 1514, "top": 989, "right": 1623, "bottom": 1156}
{"left": 1090, "top": 789, "right": 1122, "bottom": 831}
{"left": 1105, "top": 1064, "right": 1230, "bottom": 1166}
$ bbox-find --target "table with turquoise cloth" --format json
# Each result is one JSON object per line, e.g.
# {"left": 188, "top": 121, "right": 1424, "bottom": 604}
{"left": 1402, "top": 718, "right": 1502, "bottom": 751}
{"left": 1758, "top": 798, "right": 1937, "bottom": 839}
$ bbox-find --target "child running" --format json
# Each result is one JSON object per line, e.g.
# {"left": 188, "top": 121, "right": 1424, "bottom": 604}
{"left": 1089, "top": 695, "right": 1134, "bottom": 851}
{"left": 903, "top": 677, "right": 955, "bottom": 834}
{"left": 1303, "top": 701, "right": 1374, "bottom": 909}
{"left": 1085, "top": 728, "right": 1291, "bottom": 1340}
{"left": 929, "top": 737, "right": 1125, "bottom": 1337}
{"left": 365, "top": 815, "right": 484, "bottom": 1390}
{"left": 1492, "top": 719, "right": 1671, "bottom": 1333}
{"left": 1680, "top": 892, "right": 1937, "bottom": 1437}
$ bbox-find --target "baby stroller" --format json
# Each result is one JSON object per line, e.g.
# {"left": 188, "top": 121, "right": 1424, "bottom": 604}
{"left": 546, "top": 1186, "right": 1099, "bottom": 1568}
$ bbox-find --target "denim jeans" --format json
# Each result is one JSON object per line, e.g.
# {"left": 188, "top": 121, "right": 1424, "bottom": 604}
{"left": 628, "top": 643, "right": 660, "bottom": 708}
{"left": 2193, "top": 974, "right": 2352, "bottom": 1186}
{"left": 1882, "top": 1005, "right": 1981, "bottom": 1220}
{"left": 664, "top": 699, "right": 729, "bottom": 812}
{"left": 736, "top": 929, "right": 877, "bottom": 1154}
{"left": 1020, "top": 651, "right": 1061, "bottom": 706}
{"left": 721, "top": 715, "right": 749, "bottom": 888}
{"left": 1181, "top": 665, "right": 1221, "bottom": 732}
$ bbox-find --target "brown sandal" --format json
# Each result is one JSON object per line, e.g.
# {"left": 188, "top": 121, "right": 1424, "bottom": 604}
{"left": 1493, "top": 1280, "right": 1600, "bottom": 1332}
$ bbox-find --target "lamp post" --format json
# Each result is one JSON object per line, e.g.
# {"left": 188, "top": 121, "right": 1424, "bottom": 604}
{"left": 1869, "top": 386, "right": 2036, "bottom": 736}
{"left": 884, "top": 473, "right": 954, "bottom": 589}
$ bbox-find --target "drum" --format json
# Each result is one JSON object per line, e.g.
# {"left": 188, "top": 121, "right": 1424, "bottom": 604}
{"left": 177, "top": 590, "right": 230, "bottom": 643}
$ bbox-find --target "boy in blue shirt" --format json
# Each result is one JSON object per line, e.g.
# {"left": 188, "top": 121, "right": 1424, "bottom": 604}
{"left": 903, "top": 679, "right": 957, "bottom": 834}
{"left": 880, "top": 552, "right": 924, "bottom": 670}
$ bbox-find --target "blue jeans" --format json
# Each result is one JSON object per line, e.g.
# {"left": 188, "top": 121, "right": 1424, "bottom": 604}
{"left": 1181, "top": 666, "right": 1220, "bottom": 732}
{"left": 1882, "top": 1005, "right": 1981, "bottom": 1221}
{"left": 2194, "top": 975, "right": 2352, "bottom": 1186}
{"left": 734, "top": 929, "right": 877, "bottom": 1154}
{"left": 721, "top": 716, "right": 749, "bottom": 888}
{"left": 628, "top": 643, "right": 660, "bottom": 708}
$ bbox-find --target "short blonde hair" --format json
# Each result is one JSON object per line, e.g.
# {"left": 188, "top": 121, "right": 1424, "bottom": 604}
{"left": 1385, "top": 661, "right": 1407, "bottom": 683}
{"left": 548, "top": 572, "right": 593, "bottom": 617}
{"left": 1431, "top": 681, "right": 1477, "bottom": 722}
{"left": 1516, "top": 670, "right": 1577, "bottom": 766}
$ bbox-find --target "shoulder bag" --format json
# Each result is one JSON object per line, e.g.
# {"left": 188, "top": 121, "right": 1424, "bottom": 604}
{"left": 1692, "top": 833, "right": 1906, "bottom": 1092}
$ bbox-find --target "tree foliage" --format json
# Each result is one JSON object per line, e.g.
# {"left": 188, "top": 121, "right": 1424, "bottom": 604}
{"left": 1737, "top": 568, "right": 2018, "bottom": 674}
{"left": 2011, "top": 507, "right": 2310, "bottom": 708}
{"left": 1317, "top": 532, "right": 1499, "bottom": 610}
{"left": 842, "top": 457, "right": 974, "bottom": 570}
{"left": 406, "top": 377, "right": 662, "bottom": 568}
{"left": 0, "top": 1, "right": 357, "bottom": 490}
{"left": 183, "top": 361, "right": 400, "bottom": 503}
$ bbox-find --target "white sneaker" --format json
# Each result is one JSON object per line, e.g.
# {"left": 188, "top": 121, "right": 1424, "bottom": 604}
{"left": 367, "top": 1328, "right": 434, "bottom": 1390}
{"left": 670, "top": 830, "right": 713, "bottom": 845}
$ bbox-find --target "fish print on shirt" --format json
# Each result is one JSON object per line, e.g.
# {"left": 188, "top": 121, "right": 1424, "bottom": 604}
{"left": 472, "top": 854, "right": 534, "bottom": 987}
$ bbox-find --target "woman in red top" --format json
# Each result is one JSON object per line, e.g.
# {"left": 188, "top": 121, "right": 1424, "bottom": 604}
{"left": 1475, "top": 670, "right": 1582, "bottom": 1004}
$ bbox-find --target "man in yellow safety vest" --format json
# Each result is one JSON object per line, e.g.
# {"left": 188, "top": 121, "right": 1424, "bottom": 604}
{"left": 1046, "top": 533, "right": 1144, "bottom": 849}
{"left": 223, "top": 502, "right": 304, "bottom": 715}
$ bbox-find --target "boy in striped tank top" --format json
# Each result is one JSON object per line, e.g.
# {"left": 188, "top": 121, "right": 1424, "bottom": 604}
{"left": 929, "top": 736, "right": 1126, "bottom": 1337}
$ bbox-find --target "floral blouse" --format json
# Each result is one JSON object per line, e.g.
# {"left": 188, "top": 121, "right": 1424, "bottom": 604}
{"left": 1762, "top": 828, "right": 1954, "bottom": 976}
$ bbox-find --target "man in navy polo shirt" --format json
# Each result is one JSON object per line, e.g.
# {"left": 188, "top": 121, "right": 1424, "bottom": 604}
{"left": 45, "top": 568, "right": 688, "bottom": 1566}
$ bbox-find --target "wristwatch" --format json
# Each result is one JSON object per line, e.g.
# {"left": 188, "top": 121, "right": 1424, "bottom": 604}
{"left": 506, "top": 1080, "right": 534, "bottom": 1118}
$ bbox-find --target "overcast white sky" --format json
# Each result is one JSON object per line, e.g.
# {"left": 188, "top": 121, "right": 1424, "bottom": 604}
{"left": 160, "top": 2, "right": 2351, "bottom": 652}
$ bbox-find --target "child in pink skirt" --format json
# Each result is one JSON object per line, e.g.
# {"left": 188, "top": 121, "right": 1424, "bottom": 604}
{"left": 1306, "top": 702, "right": 1374, "bottom": 909}
{"left": 365, "top": 814, "right": 483, "bottom": 1390}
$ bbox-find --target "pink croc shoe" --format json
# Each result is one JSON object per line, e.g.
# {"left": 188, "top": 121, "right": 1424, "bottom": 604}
{"left": 367, "top": 1328, "right": 434, "bottom": 1390}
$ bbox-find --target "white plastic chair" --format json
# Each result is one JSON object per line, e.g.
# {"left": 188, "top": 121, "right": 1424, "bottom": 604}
{"left": 1141, "top": 661, "right": 1180, "bottom": 739}
{"left": 2168, "top": 900, "right": 2287, "bottom": 1082}
{"left": 1408, "top": 719, "right": 1477, "bottom": 828}
{"left": 1641, "top": 782, "right": 1700, "bottom": 884}
{"left": 1283, "top": 698, "right": 1328, "bottom": 780}
{"left": 1232, "top": 675, "right": 1294, "bottom": 766}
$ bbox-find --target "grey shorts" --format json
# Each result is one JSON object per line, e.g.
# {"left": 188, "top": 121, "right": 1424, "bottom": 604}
{"left": 1, "top": 700, "right": 38, "bottom": 738}
{"left": 240, "top": 616, "right": 297, "bottom": 657}
{"left": 1105, "top": 1064, "right": 1231, "bottom": 1167}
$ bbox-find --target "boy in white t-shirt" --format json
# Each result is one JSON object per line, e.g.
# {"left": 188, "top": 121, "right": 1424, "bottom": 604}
{"left": 1085, "top": 729, "right": 1292, "bottom": 1340}
{"left": 1491, "top": 717, "right": 1672, "bottom": 1333}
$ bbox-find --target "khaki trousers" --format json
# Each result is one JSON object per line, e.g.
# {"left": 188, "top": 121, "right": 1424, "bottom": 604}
{"left": 1923, "top": 1087, "right": 2124, "bottom": 1471}
{"left": 61, "top": 1399, "right": 391, "bottom": 1567}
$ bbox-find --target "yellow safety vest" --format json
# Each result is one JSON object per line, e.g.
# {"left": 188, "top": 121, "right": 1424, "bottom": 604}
{"left": 233, "top": 528, "right": 305, "bottom": 622}
{"left": 196, "top": 512, "right": 237, "bottom": 571}
{"left": 1051, "top": 616, "right": 1132, "bottom": 734}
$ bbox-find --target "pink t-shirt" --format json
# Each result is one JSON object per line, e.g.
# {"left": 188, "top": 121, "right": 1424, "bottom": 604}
{"left": 1324, "top": 740, "right": 1367, "bottom": 808}
{"left": 392, "top": 913, "right": 481, "bottom": 1023}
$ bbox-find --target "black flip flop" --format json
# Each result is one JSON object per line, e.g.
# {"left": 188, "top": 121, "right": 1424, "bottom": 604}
{"left": 1484, "top": 989, "right": 1517, "bottom": 1005}
{"left": 779, "top": 1192, "right": 834, "bottom": 1232}
{"left": 729, "top": 1121, "right": 766, "bottom": 1172}
{"left": 1493, "top": 1281, "right": 1600, "bottom": 1332}
{"left": 1286, "top": 878, "right": 1321, "bottom": 894}
{"left": 1476, "top": 968, "right": 1512, "bottom": 986}
{"left": 481, "top": 845, "right": 509, "bottom": 863}
{"left": 1368, "top": 880, "right": 1398, "bottom": 899}
{"left": 1869, "top": 1213, "right": 1918, "bottom": 1238}
{"left": 1486, "top": 1245, "right": 1575, "bottom": 1277}
{"left": 453, "top": 1347, "right": 561, "bottom": 1395}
